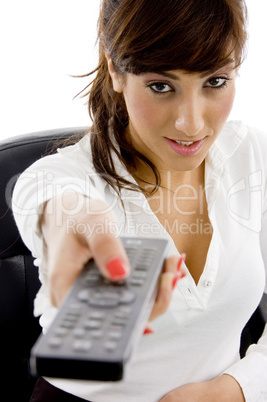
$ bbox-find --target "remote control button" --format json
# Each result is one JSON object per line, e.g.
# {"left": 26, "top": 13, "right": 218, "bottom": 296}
{"left": 130, "top": 278, "right": 145, "bottom": 286}
{"left": 114, "top": 310, "right": 131, "bottom": 319}
{"left": 104, "top": 340, "right": 118, "bottom": 352}
{"left": 83, "top": 272, "right": 100, "bottom": 286}
{"left": 143, "top": 247, "right": 157, "bottom": 252}
{"left": 111, "top": 317, "right": 128, "bottom": 326}
{"left": 68, "top": 303, "right": 82, "bottom": 315}
{"left": 49, "top": 337, "right": 63, "bottom": 348}
{"left": 135, "top": 249, "right": 156, "bottom": 269}
{"left": 138, "top": 256, "right": 152, "bottom": 265}
{"left": 89, "top": 291, "right": 120, "bottom": 308}
{"left": 134, "top": 262, "right": 150, "bottom": 271}
{"left": 124, "top": 246, "right": 136, "bottom": 256}
{"left": 89, "top": 311, "right": 106, "bottom": 320}
{"left": 118, "top": 306, "right": 132, "bottom": 314}
{"left": 89, "top": 298, "right": 119, "bottom": 308}
{"left": 119, "top": 289, "right": 136, "bottom": 304}
{"left": 73, "top": 339, "right": 92, "bottom": 352}
{"left": 72, "top": 328, "right": 86, "bottom": 338}
{"left": 84, "top": 319, "right": 102, "bottom": 330}
{"left": 133, "top": 271, "right": 147, "bottom": 279}
{"left": 61, "top": 320, "right": 76, "bottom": 328}
{"left": 64, "top": 313, "right": 79, "bottom": 322}
{"left": 77, "top": 289, "right": 91, "bottom": 302}
{"left": 54, "top": 327, "right": 69, "bottom": 337}
{"left": 91, "top": 330, "right": 104, "bottom": 339}
{"left": 108, "top": 330, "right": 123, "bottom": 340}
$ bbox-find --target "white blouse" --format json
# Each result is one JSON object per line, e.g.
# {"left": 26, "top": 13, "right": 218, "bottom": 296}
{"left": 12, "top": 120, "right": 267, "bottom": 401}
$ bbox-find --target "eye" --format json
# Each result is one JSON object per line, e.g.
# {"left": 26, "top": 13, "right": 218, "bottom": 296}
{"left": 148, "top": 82, "right": 173, "bottom": 94}
{"left": 205, "top": 77, "right": 229, "bottom": 89}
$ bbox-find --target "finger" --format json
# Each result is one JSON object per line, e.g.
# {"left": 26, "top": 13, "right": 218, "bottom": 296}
{"left": 162, "top": 253, "right": 186, "bottom": 275}
{"left": 149, "top": 271, "right": 174, "bottom": 321}
{"left": 46, "top": 197, "right": 130, "bottom": 306}
{"left": 172, "top": 253, "right": 186, "bottom": 289}
{"left": 48, "top": 230, "right": 93, "bottom": 307}
{"left": 149, "top": 255, "right": 186, "bottom": 321}
{"left": 89, "top": 232, "right": 130, "bottom": 281}
{"left": 162, "top": 254, "right": 180, "bottom": 274}
{"left": 49, "top": 225, "right": 130, "bottom": 306}
{"left": 82, "top": 200, "right": 130, "bottom": 281}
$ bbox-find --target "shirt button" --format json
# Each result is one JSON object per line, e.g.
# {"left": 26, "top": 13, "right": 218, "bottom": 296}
{"left": 204, "top": 280, "right": 212, "bottom": 288}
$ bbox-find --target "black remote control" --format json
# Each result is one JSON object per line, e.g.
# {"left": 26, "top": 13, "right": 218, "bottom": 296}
{"left": 30, "top": 237, "right": 169, "bottom": 381}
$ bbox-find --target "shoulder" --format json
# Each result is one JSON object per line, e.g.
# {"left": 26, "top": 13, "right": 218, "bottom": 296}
{"left": 246, "top": 125, "right": 267, "bottom": 153}
{"left": 15, "top": 134, "right": 95, "bottom": 180}
{"left": 58, "top": 133, "right": 94, "bottom": 170}
{"left": 223, "top": 122, "right": 267, "bottom": 198}
{"left": 237, "top": 122, "right": 267, "bottom": 168}
{"left": 220, "top": 120, "right": 267, "bottom": 161}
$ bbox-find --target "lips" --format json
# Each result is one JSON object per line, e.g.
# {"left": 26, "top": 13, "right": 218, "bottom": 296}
{"left": 166, "top": 137, "right": 206, "bottom": 156}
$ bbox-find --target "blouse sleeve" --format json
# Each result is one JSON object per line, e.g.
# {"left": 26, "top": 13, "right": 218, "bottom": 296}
{"left": 12, "top": 150, "right": 104, "bottom": 261}
{"left": 223, "top": 129, "right": 267, "bottom": 402}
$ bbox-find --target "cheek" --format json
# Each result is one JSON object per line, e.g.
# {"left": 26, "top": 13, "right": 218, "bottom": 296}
{"left": 224, "top": 88, "right": 236, "bottom": 114}
{"left": 222, "top": 85, "right": 236, "bottom": 116}
{"left": 129, "top": 102, "right": 154, "bottom": 129}
{"left": 215, "top": 87, "right": 236, "bottom": 123}
{"left": 124, "top": 91, "right": 162, "bottom": 132}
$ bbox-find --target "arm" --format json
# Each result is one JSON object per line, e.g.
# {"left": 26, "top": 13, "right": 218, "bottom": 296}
{"left": 12, "top": 152, "right": 181, "bottom": 319}
{"left": 160, "top": 374, "right": 245, "bottom": 401}
{"left": 160, "top": 232, "right": 267, "bottom": 401}
{"left": 221, "top": 133, "right": 267, "bottom": 402}
{"left": 222, "top": 207, "right": 267, "bottom": 401}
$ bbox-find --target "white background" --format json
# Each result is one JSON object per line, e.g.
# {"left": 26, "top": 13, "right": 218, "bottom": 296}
{"left": 0, "top": 0, "right": 266, "bottom": 141}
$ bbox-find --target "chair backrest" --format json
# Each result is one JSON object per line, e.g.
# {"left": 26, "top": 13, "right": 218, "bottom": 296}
{"left": 0, "top": 127, "right": 87, "bottom": 401}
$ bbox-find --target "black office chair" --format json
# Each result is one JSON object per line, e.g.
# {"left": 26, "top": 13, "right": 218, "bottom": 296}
{"left": 0, "top": 128, "right": 266, "bottom": 401}
{"left": 0, "top": 127, "right": 86, "bottom": 401}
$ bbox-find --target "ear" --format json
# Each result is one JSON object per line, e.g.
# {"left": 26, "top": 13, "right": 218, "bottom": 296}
{"left": 106, "top": 53, "right": 123, "bottom": 93}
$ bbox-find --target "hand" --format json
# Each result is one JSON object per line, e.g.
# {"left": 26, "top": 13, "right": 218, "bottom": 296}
{"left": 41, "top": 193, "right": 130, "bottom": 306}
{"left": 160, "top": 375, "right": 245, "bottom": 402}
{"left": 148, "top": 253, "right": 186, "bottom": 323}
{"left": 41, "top": 192, "right": 183, "bottom": 316}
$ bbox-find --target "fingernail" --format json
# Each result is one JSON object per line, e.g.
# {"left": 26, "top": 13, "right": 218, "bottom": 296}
{"left": 172, "top": 272, "right": 180, "bottom": 290}
{"left": 172, "top": 271, "right": 186, "bottom": 290}
{"left": 177, "top": 253, "right": 186, "bottom": 272}
{"left": 172, "top": 254, "right": 186, "bottom": 290}
{"left": 143, "top": 326, "right": 154, "bottom": 335}
{"left": 106, "top": 258, "right": 127, "bottom": 280}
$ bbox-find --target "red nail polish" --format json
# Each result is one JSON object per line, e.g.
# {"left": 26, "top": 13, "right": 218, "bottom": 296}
{"left": 172, "top": 254, "right": 187, "bottom": 290}
{"left": 177, "top": 253, "right": 186, "bottom": 272}
{"left": 143, "top": 326, "right": 154, "bottom": 335}
{"left": 172, "top": 273, "right": 180, "bottom": 290}
{"left": 106, "top": 258, "right": 127, "bottom": 280}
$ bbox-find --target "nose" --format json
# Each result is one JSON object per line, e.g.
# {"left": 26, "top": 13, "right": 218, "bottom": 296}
{"left": 174, "top": 94, "right": 205, "bottom": 137}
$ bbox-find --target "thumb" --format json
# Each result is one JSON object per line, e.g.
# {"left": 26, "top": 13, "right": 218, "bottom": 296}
{"left": 89, "top": 233, "right": 130, "bottom": 281}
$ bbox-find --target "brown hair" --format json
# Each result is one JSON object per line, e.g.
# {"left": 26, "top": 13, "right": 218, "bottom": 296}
{"left": 81, "top": 0, "right": 247, "bottom": 196}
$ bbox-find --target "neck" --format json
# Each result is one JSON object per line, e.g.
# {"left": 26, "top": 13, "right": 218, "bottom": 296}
{"left": 133, "top": 161, "right": 205, "bottom": 194}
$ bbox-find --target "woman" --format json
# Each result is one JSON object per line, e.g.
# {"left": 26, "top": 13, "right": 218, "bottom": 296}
{"left": 12, "top": 0, "right": 267, "bottom": 400}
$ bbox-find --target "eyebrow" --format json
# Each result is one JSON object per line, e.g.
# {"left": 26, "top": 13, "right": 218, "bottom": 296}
{"left": 154, "top": 60, "right": 235, "bottom": 81}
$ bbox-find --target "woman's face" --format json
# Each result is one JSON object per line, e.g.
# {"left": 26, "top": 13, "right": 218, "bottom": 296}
{"left": 108, "top": 59, "right": 236, "bottom": 173}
